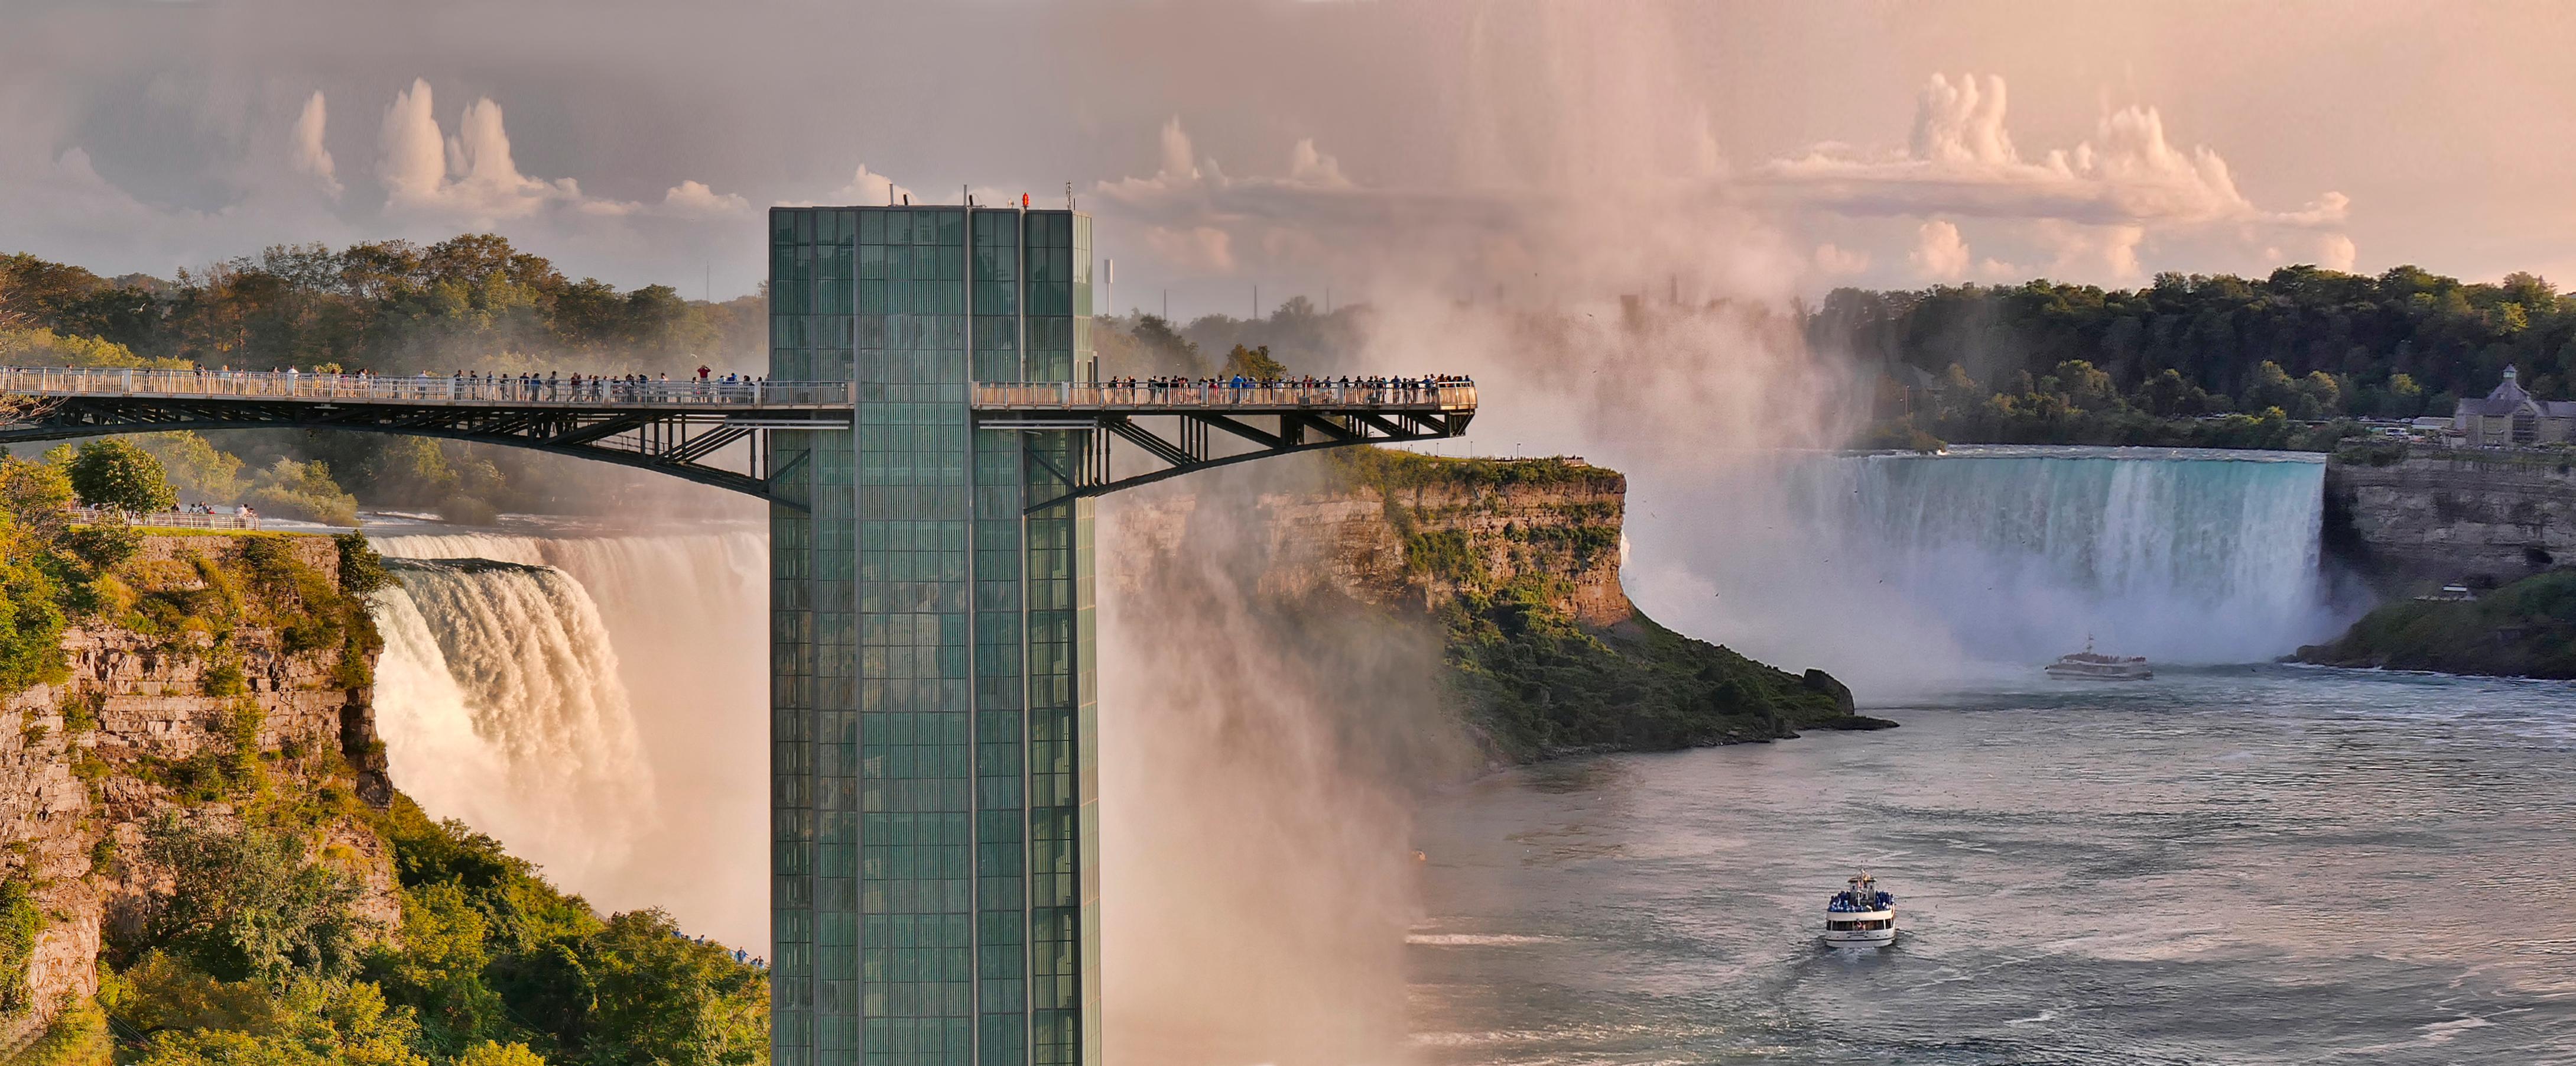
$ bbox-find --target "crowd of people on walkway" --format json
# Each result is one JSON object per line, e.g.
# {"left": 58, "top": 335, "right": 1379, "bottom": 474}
{"left": 1089, "top": 372, "right": 1473, "bottom": 404}
{"left": 441, "top": 365, "right": 772, "bottom": 403}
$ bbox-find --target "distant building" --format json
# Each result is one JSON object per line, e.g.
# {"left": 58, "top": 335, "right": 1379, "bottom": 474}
{"left": 2454, "top": 365, "right": 2576, "bottom": 446}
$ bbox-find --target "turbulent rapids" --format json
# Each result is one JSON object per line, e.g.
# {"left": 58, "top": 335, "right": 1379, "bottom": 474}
{"left": 367, "top": 529, "right": 769, "bottom": 950}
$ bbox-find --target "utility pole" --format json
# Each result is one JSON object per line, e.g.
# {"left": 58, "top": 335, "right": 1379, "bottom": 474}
{"left": 1252, "top": 283, "right": 1259, "bottom": 320}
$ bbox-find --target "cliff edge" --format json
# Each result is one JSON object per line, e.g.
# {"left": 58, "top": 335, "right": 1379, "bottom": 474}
{"left": 1112, "top": 449, "right": 1890, "bottom": 762}
{"left": 2325, "top": 448, "right": 2576, "bottom": 588}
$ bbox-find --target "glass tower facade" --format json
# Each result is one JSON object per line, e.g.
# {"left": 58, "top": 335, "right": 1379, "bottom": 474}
{"left": 768, "top": 205, "right": 1099, "bottom": 1066}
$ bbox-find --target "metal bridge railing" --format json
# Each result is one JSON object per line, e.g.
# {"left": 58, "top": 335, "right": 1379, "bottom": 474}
{"left": 973, "top": 381, "right": 1477, "bottom": 411}
{"left": 0, "top": 367, "right": 855, "bottom": 407}
{"left": 69, "top": 506, "right": 261, "bottom": 531}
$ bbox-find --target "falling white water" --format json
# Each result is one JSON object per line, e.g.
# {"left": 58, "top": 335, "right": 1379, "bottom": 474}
{"left": 370, "top": 529, "right": 768, "bottom": 949}
{"left": 372, "top": 558, "right": 653, "bottom": 882}
{"left": 1628, "top": 446, "right": 2353, "bottom": 692}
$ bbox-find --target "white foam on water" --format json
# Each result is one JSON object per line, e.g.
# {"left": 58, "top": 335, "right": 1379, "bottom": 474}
{"left": 368, "top": 529, "right": 768, "bottom": 949}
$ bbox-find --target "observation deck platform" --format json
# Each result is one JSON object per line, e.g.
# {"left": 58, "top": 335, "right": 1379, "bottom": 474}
{"left": 971, "top": 381, "right": 1477, "bottom": 503}
{"left": 0, "top": 368, "right": 1479, "bottom": 506}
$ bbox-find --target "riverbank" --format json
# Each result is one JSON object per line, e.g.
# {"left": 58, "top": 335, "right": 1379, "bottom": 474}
{"left": 2295, "top": 569, "right": 2576, "bottom": 676}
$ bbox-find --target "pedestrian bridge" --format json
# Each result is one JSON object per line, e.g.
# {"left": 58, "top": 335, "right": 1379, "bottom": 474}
{"left": 0, "top": 367, "right": 1476, "bottom": 505}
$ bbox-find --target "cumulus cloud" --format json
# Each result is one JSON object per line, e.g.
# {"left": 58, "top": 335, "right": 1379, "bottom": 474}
{"left": 1907, "top": 220, "right": 2019, "bottom": 281}
{"left": 2317, "top": 232, "right": 2357, "bottom": 273}
{"left": 377, "top": 78, "right": 742, "bottom": 224}
{"left": 1287, "top": 139, "right": 1349, "bottom": 188}
{"left": 1758, "top": 73, "right": 2342, "bottom": 231}
{"left": 291, "top": 91, "right": 341, "bottom": 198}
{"left": 1911, "top": 220, "right": 1970, "bottom": 278}
{"left": 827, "top": 164, "right": 913, "bottom": 207}
{"left": 1812, "top": 242, "right": 1870, "bottom": 277}
{"left": 379, "top": 79, "right": 585, "bottom": 220}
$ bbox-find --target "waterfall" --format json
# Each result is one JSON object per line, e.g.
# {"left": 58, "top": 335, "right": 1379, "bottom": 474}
{"left": 1626, "top": 446, "right": 2350, "bottom": 691}
{"left": 369, "top": 528, "right": 768, "bottom": 950}
{"left": 373, "top": 559, "right": 651, "bottom": 876}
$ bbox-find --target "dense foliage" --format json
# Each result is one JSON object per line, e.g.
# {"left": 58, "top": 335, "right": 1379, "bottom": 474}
{"left": 1822, "top": 266, "right": 2576, "bottom": 446}
{"left": 86, "top": 806, "right": 771, "bottom": 1066}
{"left": 1323, "top": 448, "right": 1625, "bottom": 495}
{"left": 2296, "top": 571, "right": 2576, "bottom": 677}
{"left": 359, "top": 800, "right": 769, "bottom": 1066}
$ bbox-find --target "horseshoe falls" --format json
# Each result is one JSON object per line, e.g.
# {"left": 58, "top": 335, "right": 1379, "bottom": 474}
{"left": 1628, "top": 446, "right": 2352, "bottom": 692}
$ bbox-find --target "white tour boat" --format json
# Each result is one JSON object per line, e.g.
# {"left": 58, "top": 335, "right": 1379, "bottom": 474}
{"left": 1822, "top": 872, "right": 1897, "bottom": 948}
{"left": 2045, "top": 636, "right": 2153, "bottom": 681}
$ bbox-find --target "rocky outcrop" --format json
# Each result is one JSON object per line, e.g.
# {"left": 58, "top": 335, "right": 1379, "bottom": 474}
{"left": 1110, "top": 452, "right": 1885, "bottom": 761}
{"left": 1112, "top": 461, "right": 1630, "bottom": 626}
{"left": 0, "top": 533, "right": 395, "bottom": 1046}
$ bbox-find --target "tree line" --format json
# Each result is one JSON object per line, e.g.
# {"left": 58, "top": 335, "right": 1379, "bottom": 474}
{"left": 2, "top": 236, "right": 763, "bottom": 374}
{"left": 1818, "top": 265, "right": 2576, "bottom": 446}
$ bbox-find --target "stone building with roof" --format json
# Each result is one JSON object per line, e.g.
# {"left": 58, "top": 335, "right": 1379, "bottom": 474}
{"left": 2454, "top": 366, "right": 2576, "bottom": 446}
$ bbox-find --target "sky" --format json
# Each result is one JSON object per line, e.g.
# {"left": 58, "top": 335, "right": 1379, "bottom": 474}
{"left": 5, "top": 0, "right": 2575, "bottom": 318}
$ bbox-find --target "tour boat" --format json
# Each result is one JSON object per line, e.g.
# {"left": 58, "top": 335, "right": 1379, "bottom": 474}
{"left": 2045, "top": 637, "right": 2153, "bottom": 681}
{"left": 1822, "top": 873, "right": 1898, "bottom": 948}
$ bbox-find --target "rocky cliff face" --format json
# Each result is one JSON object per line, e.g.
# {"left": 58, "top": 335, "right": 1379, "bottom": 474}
{"left": 1112, "top": 459, "right": 1632, "bottom": 627}
{"left": 2325, "top": 452, "right": 2576, "bottom": 587}
{"left": 1109, "top": 451, "right": 1880, "bottom": 762}
{"left": 0, "top": 533, "right": 395, "bottom": 1048}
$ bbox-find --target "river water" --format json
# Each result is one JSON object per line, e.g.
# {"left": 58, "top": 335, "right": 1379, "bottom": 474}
{"left": 1409, "top": 666, "right": 2576, "bottom": 1065}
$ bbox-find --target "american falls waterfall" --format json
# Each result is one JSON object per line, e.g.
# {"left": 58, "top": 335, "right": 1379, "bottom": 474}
{"left": 368, "top": 529, "right": 768, "bottom": 949}
{"left": 1625, "top": 446, "right": 2353, "bottom": 692}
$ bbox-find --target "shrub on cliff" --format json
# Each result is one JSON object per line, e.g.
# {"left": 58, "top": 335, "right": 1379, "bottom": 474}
{"left": 0, "top": 456, "right": 76, "bottom": 695}
{"left": 132, "top": 817, "right": 373, "bottom": 985}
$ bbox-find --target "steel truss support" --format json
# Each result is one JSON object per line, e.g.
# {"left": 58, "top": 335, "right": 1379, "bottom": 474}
{"left": 976, "top": 407, "right": 1475, "bottom": 511}
{"left": 0, "top": 396, "right": 849, "bottom": 506}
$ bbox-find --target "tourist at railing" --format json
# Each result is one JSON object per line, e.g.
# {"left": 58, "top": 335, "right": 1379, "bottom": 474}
{"left": 1, "top": 365, "right": 827, "bottom": 405}
{"left": 986, "top": 372, "right": 1473, "bottom": 408}
{"left": 69, "top": 503, "right": 259, "bottom": 531}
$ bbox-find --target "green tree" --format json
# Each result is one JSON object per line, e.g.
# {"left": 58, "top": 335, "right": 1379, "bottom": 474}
{"left": 2383, "top": 372, "right": 2425, "bottom": 417}
{"left": 579, "top": 911, "right": 767, "bottom": 1066}
{"left": 2049, "top": 359, "right": 2118, "bottom": 412}
{"left": 1222, "top": 344, "right": 1287, "bottom": 380}
{"left": 67, "top": 438, "right": 176, "bottom": 513}
{"left": 134, "top": 819, "right": 374, "bottom": 985}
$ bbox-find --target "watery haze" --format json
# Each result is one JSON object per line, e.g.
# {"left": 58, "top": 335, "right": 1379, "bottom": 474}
{"left": 9, "top": 1, "right": 2575, "bottom": 314}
